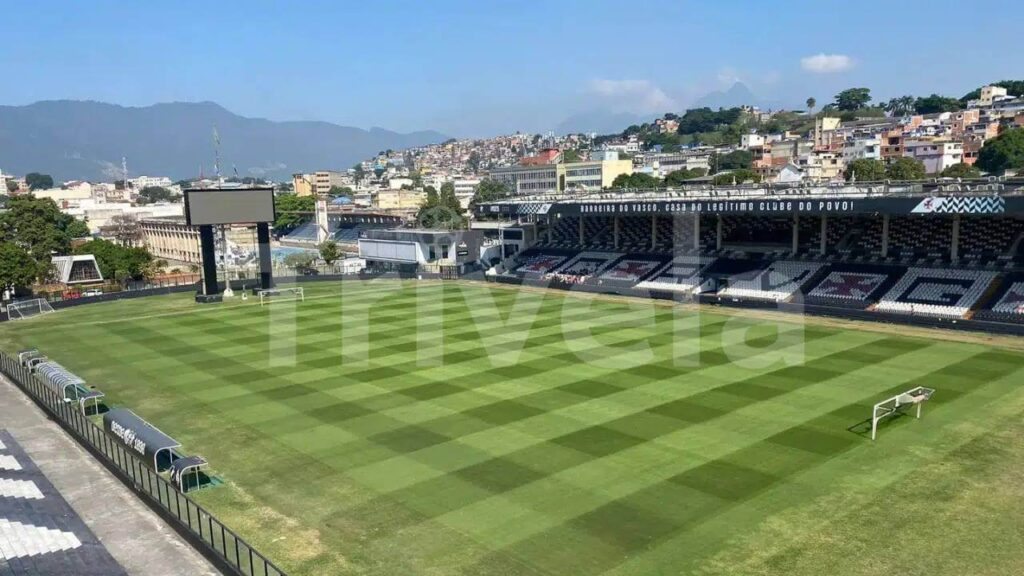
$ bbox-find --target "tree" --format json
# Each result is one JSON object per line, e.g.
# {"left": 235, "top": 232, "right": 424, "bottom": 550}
{"left": 283, "top": 251, "right": 315, "bottom": 270}
{"left": 136, "top": 186, "right": 176, "bottom": 205}
{"left": 806, "top": 97, "right": 816, "bottom": 114}
{"left": 108, "top": 213, "right": 142, "bottom": 246}
{"left": 611, "top": 173, "right": 661, "bottom": 189}
{"left": 976, "top": 128, "right": 1024, "bottom": 174}
{"left": 561, "top": 149, "right": 582, "bottom": 163}
{"left": 318, "top": 240, "right": 340, "bottom": 265}
{"left": 884, "top": 95, "right": 916, "bottom": 117}
{"left": 714, "top": 150, "right": 753, "bottom": 171}
{"left": 834, "top": 88, "right": 872, "bottom": 111}
{"left": 469, "top": 179, "right": 510, "bottom": 211}
{"left": 24, "top": 173, "right": 54, "bottom": 191}
{"left": 272, "top": 194, "right": 315, "bottom": 234}
{"left": 664, "top": 168, "right": 707, "bottom": 186}
{"left": 712, "top": 169, "right": 761, "bottom": 185}
{"left": 844, "top": 158, "right": 887, "bottom": 182}
{"left": 0, "top": 196, "right": 89, "bottom": 260}
{"left": 0, "top": 242, "right": 39, "bottom": 294}
{"left": 416, "top": 183, "right": 465, "bottom": 229}
{"left": 913, "top": 94, "right": 962, "bottom": 114}
{"left": 352, "top": 163, "right": 366, "bottom": 184}
{"left": 886, "top": 157, "right": 927, "bottom": 180}
{"left": 467, "top": 151, "right": 482, "bottom": 173}
{"left": 73, "top": 239, "right": 152, "bottom": 281}
{"left": 940, "top": 163, "right": 982, "bottom": 179}
{"left": 5, "top": 180, "right": 18, "bottom": 194}
{"left": 328, "top": 185, "right": 354, "bottom": 197}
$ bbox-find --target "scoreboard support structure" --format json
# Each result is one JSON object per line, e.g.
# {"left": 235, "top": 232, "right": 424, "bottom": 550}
{"left": 186, "top": 187, "right": 277, "bottom": 304}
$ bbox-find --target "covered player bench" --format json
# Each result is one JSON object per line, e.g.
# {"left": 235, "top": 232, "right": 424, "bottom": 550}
{"left": 103, "top": 408, "right": 208, "bottom": 492}
{"left": 28, "top": 355, "right": 106, "bottom": 415}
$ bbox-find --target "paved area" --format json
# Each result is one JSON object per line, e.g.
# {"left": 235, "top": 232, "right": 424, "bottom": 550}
{"left": 0, "top": 429, "right": 126, "bottom": 575}
{"left": 0, "top": 376, "right": 219, "bottom": 576}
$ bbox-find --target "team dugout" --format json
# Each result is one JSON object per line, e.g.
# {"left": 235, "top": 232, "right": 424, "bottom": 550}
{"left": 103, "top": 408, "right": 208, "bottom": 492}
{"left": 19, "top": 349, "right": 105, "bottom": 415}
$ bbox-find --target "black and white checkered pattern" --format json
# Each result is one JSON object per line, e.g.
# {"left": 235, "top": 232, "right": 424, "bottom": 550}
{"left": 911, "top": 196, "right": 1005, "bottom": 214}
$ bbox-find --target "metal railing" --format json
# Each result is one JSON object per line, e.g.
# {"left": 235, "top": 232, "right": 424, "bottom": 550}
{"left": 0, "top": 352, "right": 287, "bottom": 576}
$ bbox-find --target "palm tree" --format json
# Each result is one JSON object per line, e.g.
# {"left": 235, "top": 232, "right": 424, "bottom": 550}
{"left": 885, "top": 95, "right": 916, "bottom": 117}
{"left": 806, "top": 97, "right": 816, "bottom": 115}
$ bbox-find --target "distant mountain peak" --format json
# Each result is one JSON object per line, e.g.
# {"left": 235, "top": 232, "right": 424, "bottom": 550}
{"left": 693, "top": 82, "right": 759, "bottom": 110}
{"left": 0, "top": 100, "right": 450, "bottom": 181}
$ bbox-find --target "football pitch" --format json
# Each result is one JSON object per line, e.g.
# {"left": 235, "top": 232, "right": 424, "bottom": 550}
{"left": 3, "top": 280, "right": 1024, "bottom": 576}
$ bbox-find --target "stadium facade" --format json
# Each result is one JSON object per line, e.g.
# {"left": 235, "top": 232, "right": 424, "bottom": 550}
{"left": 477, "top": 178, "right": 1024, "bottom": 331}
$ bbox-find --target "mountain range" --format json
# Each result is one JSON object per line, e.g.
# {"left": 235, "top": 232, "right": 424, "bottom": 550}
{"left": 0, "top": 100, "right": 449, "bottom": 183}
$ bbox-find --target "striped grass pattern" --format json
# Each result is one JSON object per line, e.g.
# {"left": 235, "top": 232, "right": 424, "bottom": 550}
{"left": 3, "top": 280, "right": 1024, "bottom": 576}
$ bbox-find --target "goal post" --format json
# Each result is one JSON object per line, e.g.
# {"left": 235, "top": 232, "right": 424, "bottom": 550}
{"left": 258, "top": 287, "right": 304, "bottom": 307}
{"left": 6, "top": 298, "right": 56, "bottom": 320}
{"left": 871, "top": 386, "right": 935, "bottom": 440}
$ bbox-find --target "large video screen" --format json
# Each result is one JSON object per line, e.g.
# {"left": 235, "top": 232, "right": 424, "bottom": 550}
{"left": 184, "top": 188, "right": 276, "bottom": 225}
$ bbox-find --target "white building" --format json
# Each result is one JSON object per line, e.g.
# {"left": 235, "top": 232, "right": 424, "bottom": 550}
{"left": 740, "top": 134, "right": 765, "bottom": 149}
{"left": 130, "top": 176, "right": 174, "bottom": 190}
{"left": 452, "top": 178, "right": 481, "bottom": 196}
{"left": 842, "top": 136, "right": 882, "bottom": 162}
{"left": 904, "top": 140, "right": 963, "bottom": 174}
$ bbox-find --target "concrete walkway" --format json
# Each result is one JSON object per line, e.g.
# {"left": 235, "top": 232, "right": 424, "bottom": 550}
{"left": 0, "top": 375, "right": 220, "bottom": 576}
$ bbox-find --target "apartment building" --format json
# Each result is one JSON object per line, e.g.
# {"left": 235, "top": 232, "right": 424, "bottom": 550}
{"left": 292, "top": 173, "right": 314, "bottom": 197}
{"left": 842, "top": 136, "right": 882, "bottom": 162}
{"left": 904, "top": 139, "right": 963, "bottom": 174}
{"left": 314, "top": 171, "right": 351, "bottom": 195}
{"left": 490, "top": 154, "right": 633, "bottom": 194}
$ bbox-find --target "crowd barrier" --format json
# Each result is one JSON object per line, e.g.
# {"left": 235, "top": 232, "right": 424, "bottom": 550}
{"left": 0, "top": 352, "right": 287, "bottom": 576}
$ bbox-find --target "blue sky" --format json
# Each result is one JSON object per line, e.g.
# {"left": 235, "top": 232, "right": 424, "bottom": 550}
{"left": 3, "top": 0, "right": 1022, "bottom": 137}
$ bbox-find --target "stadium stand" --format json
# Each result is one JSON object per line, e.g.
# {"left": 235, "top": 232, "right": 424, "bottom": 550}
{"left": 509, "top": 250, "right": 571, "bottom": 277}
{"left": 719, "top": 261, "right": 825, "bottom": 301}
{"left": 557, "top": 252, "right": 620, "bottom": 277}
{"left": 598, "top": 256, "right": 667, "bottom": 283}
{"left": 0, "top": 430, "right": 127, "bottom": 575}
{"left": 887, "top": 217, "right": 953, "bottom": 261}
{"left": 958, "top": 217, "right": 1023, "bottom": 265}
{"left": 721, "top": 215, "right": 792, "bottom": 247}
{"left": 874, "top": 267, "right": 998, "bottom": 319}
{"left": 805, "top": 264, "right": 905, "bottom": 309}
{"left": 636, "top": 255, "right": 714, "bottom": 293}
{"left": 973, "top": 272, "right": 1024, "bottom": 323}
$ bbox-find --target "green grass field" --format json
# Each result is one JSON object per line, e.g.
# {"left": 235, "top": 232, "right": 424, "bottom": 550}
{"left": 3, "top": 280, "right": 1024, "bottom": 576}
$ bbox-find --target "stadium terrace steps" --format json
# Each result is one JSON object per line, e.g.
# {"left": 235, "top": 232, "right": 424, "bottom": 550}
{"left": 874, "top": 267, "right": 998, "bottom": 319}
{"left": 0, "top": 431, "right": 126, "bottom": 575}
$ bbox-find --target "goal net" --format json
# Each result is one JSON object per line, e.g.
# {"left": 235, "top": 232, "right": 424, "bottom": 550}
{"left": 871, "top": 386, "right": 935, "bottom": 440}
{"left": 258, "top": 287, "right": 305, "bottom": 307}
{"left": 6, "top": 298, "right": 56, "bottom": 321}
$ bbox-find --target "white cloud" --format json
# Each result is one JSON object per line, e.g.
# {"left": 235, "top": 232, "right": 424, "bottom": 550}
{"left": 587, "top": 79, "right": 676, "bottom": 113}
{"left": 800, "top": 53, "right": 854, "bottom": 74}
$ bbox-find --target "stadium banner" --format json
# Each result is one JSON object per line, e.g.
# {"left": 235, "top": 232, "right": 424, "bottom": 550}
{"left": 478, "top": 195, "right": 1024, "bottom": 217}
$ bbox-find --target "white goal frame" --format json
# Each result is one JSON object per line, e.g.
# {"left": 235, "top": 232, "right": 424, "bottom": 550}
{"left": 871, "top": 386, "right": 935, "bottom": 440}
{"left": 6, "top": 298, "right": 56, "bottom": 320}
{"left": 258, "top": 287, "right": 304, "bottom": 307}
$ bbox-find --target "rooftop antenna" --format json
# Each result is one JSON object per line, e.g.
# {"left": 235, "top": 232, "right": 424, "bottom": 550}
{"left": 212, "top": 127, "right": 221, "bottom": 181}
